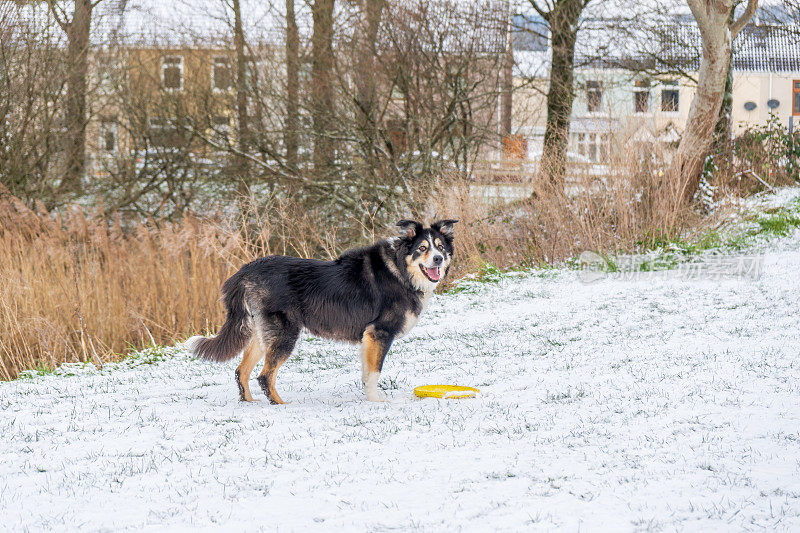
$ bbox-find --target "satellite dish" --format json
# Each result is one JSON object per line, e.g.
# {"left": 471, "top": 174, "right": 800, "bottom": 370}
{"left": 767, "top": 99, "right": 780, "bottom": 109}
{"left": 744, "top": 101, "right": 757, "bottom": 111}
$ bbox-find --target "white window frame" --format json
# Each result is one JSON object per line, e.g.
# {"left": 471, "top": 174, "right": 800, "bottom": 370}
{"left": 633, "top": 79, "right": 651, "bottom": 115}
{"left": 161, "top": 55, "right": 184, "bottom": 92}
{"left": 570, "top": 131, "right": 609, "bottom": 163}
{"left": 211, "top": 56, "right": 232, "bottom": 92}
{"left": 586, "top": 80, "right": 603, "bottom": 114}
{"left": 660, "top": 80, "right": 680, "bottom": 114}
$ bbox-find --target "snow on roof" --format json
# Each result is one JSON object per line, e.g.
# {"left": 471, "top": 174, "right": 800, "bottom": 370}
{"left": 4, "top": 0, "right": 287, "bottom": 47}
{"left": 381, "top": 0, "right": 506, "bottom": 55}
{"left": 114, "top": 0, "right": 285, "bottom": 47}
{"left": 733, "top": 24, "right": 800, "bottom": 72}
{"left": 514, "top": 16, "right": 800, "bottom": 77}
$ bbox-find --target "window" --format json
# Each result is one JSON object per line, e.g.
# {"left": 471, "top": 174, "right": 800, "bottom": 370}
{"left": 385, "top": 119, "right": 407, "bottom": 154}
{"left": 793, "top": 80, "right": 800, "bottom": 116}
{"left": 512, "top": 14, "right": 549, "bottom": 52}
{"left": 634, "top": 79, "right": 650, "bottom": 113}
{"left": 661, "top": 80, "right": 679, "bottom": 112}
{"left": 212, "top": 115, "right": 231, "bottom": 145}
{"left": 512, "top": 15, "right": 549, "bottom": 51}
{"left": 99, "top": 120, "right": 117, "bottom": 153}
{"left": 148, "top": 117, "right": 183, "bottom": 147}
{"left": 586, "top": 81, "right": 602, "bottom": 113}
{"left": 162, "top": 56, "right": 183, "bottom": 91}
{"left": 571, "top": 132, "right": 609, "bottom": 162}
{"left": 212, "top": 56, "right": 231, "bottom": 91}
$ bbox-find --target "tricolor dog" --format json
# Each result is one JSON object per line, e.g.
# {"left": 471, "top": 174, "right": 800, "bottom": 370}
{"left": 187, "top": 219, "right": 457, "bottom": 403}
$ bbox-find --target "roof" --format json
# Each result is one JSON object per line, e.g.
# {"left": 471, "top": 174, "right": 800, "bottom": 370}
{"left": 631, "top": 21, "right": 800, "bottom": 73}
{"left": 379, "top": 0, "right": 506, "bottom": 55}
{"left": 3, "top": 0, "right": 287, "bottom": 47}
{"left": 4, "top": 0, "right": 506, "bottom": 52}
{"left": 733, "top": 24, "right": 800, "bottom": 71}
{"left": 514, "top": 15, "right": 800, "bottom": 76}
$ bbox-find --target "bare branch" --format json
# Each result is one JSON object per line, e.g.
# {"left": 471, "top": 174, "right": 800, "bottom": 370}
{"left": 527, "top": 1, "right": 552, "bottom": 21}
{"left": 731, "top": 0, "right": 759, "bottom": 37}
{"left": 45, "top": 0, "right": 70, "bottom": 32}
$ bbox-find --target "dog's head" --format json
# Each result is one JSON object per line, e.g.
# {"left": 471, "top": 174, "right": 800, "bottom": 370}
{"left": 396, "top": 219, "right": 458, "bottom": 291}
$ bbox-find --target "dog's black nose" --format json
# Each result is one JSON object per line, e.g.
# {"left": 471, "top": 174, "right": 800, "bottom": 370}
{"left": 433, "top": 255, "right": 443, "bottom": 265}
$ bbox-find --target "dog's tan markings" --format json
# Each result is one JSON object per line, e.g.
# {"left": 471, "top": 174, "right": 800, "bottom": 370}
{"left": 361, "top": 325, "right": 387, "bottom": 402}
{"left": 236, "top": 338, "right": 263, "bottom": 402}
{"left": 258, "top": 343, "right": 292, "bottom": 405}
{"left": 258, "top": 362, "right": 287, "bottom": 405}
{"left": 406, "top": 253, "right": 437, "bottom": 293}
{"left": 418, "top": 240, "right": 432, "bottom": 263}
{"left": 361, "top": 326, "right": 382, "bottom": 373}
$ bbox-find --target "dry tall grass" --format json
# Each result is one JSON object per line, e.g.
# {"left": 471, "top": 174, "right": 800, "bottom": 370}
{"left": 432, "top": 142, "right": 704, "bottom": 278}
{"left": 0, "top": 148, "right": 754, "bottom": 380}
{"left": 0, "top": 194, "right": 340, "bottom": 380}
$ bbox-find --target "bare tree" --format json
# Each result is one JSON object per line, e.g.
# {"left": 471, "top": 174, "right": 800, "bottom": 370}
{"left": 46, "top": 0, "right": 103, "bottom": 197}
{"left": 311, "top": 0, "right": 336, "bottom": 177}
{"left": 231, "top": 0, "right": 250, "bottom": 190}
{"left": 354, "top": 0, "right": 385, "bottom": 182}
{"left": 0, "top": 4, "right": 68, "bottom": 205}
{"left": 500, "top": 1, "right": 513, "bottom": 141}
{"left": 284, "top": 0, "right": 300, "bottom": 171}
{"left": 527, "top": 0, "right": 592, "bottom": 185}
{"left": 668, "top": 0, "right": 758, "bottom": 206}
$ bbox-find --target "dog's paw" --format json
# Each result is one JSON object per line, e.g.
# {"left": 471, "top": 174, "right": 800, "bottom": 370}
{"left": 366, "top": 391, "right": 388, "bottom": 402}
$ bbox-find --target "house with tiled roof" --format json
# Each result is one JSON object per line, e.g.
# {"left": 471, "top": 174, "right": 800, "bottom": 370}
{"left": 511, "top": 15, "right": 800, "bottom": 163}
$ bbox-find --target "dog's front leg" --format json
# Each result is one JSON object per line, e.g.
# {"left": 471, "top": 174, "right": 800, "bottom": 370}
{"left": 360, "top": 325, "right": 394, "bottom": 402}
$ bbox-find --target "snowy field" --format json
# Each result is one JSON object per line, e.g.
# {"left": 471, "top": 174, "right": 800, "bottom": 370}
{"left": 3, "top": 200, "right": 800, "bottom": 531}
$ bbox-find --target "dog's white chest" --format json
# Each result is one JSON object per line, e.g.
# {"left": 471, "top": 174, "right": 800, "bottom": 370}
{"left": 398, "top": 293, "right": 431, "bottom": 337}
{"left": 399, "top": 311, "right": 420, "bottom": 337}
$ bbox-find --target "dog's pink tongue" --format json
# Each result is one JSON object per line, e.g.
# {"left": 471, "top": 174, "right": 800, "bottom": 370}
{"left": 425, "top": 267, "right": 440, "bottom": 281}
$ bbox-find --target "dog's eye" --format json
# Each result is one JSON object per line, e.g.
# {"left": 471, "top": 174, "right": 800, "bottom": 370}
{"left": 418, "top": 244, "right": 428, "bottom": 252}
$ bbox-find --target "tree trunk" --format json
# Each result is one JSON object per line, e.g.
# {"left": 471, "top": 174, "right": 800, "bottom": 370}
{"left": 60, "top": 0, "right": 93, "bottom": 196}
{"left": 232, "top": 0, "right": 250, "bottom": 192}
{"left": 669, "top": 0, "right": 758, "bottom": 207}
{"left": 669, "top": 37, "right": 730, "bottom": 205}
{"left": 711, "top": 6, "right": 736, "bottom": 159}
{"left": 354, "top": 0, "right": 384, "bottom": 180}
{"left": 540, "top": 0, "right": 581, "bottom": 186}
{"left": 285, "top": 0, "right": 300, "bottom": 172}
{"left": 712, "top": 59, "right": 734, "bottom": 151}
{"left": 311, "top": 0, "right": 336, "bottom": 178}
{"left": 500, "top": 4, "right": 513, "bottom": 142}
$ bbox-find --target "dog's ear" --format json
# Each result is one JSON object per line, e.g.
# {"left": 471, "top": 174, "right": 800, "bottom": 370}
{"left": 431, "top": 219, "right": 458, "bottom": 240}
{"left": 396, "top": 219, "right": 422, "bottom": 240}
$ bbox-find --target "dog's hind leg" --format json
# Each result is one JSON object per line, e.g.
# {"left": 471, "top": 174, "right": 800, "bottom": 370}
{"left": 361, "top": 325, "right": 394, "bottom": 402}
{"left": 235, "top": 337, "right": 263, "bottom": 402}
{"left": 257, "top": 315, "right": 300, "bottom": 405}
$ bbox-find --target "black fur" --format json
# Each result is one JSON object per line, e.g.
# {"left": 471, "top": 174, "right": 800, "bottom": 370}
{"left": 191, "top": 276, "right": 253, "bottom": 362}
{"left": 192, "top": 219, "right": 456, "bottom": 395}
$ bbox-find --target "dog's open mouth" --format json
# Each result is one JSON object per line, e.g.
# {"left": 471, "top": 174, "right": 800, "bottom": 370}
{"left": 420, "top": 265, "right": 441, "bottom": 282}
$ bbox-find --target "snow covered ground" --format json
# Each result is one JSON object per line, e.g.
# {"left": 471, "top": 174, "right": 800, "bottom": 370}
{"left": 3, "top": 197, "right": 800, "bottom": 531}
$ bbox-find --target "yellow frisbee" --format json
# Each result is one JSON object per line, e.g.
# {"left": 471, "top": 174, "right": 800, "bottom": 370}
{"left": 414, "top": 385, "right": 480, "bottom": 399}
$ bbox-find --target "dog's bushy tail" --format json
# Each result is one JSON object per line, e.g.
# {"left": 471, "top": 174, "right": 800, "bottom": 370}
{"left": 186, "top": 275, "right": 252, "bottom": 362}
